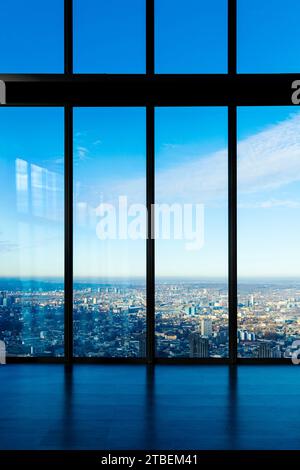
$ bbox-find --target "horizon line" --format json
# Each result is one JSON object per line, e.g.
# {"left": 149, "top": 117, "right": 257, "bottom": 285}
{"left": 1, "top": 276, "right": 300, "bottom": 282}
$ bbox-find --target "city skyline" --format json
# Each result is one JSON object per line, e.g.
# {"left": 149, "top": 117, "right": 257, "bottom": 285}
{"left": 1, "top": 277, "right": 299, "bottom": 359}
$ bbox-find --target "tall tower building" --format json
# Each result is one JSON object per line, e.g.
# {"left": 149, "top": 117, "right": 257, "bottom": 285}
{"left": 189, "top": 333, "right": 209, "bottom": 358}
{"left": 258, "top": 341, "right": 273, "bottom": 358}
{"left": 271, "top": 345, "right": 282, "bottom": 358}
{"left": 201, "top": 318, "right": 212, "bottom": 337}
{"left": 139, "top": 332, "right": 147, "bottom": 357}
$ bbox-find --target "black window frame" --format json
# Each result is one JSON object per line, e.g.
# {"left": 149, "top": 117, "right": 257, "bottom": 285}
{"left": 1, "top": 0, "right": 296, "bottom": 364}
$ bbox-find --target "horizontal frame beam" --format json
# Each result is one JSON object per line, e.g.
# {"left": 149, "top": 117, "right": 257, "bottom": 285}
{"left": 1, "top": 74, "right": 300, "bottom": 106}
{"left": 5, "top": 357, "right": 294, "bottom": 365}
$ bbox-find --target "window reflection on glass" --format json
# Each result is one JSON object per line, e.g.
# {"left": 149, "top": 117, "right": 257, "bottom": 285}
{"left": 238, "top": 107, "right": 300, "bottom": 358}
{"left": 16, "top": 159, "right": 29, "bottom": 214}
{"left": 73, "top": 108, "right": 146, "bottom": 357}
{"left": 0, "top": 108, "right": 64, "bottom": 357}
{"left": 155, "top": 107, "right": 228, "bottom": 358}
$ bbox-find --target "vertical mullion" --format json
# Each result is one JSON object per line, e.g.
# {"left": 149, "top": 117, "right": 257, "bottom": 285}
{"left": 146, "top": 0, "right": 155, "bottom": 75}
{"left": 146, "top": 0, "right": 155, "bottom": 363}
{"left": 228, "top": 0, "right": 237, "bottom": 75}
{"left": 228, "top": 0, "right": 237, "bottom": 364}
{"left": 64, "top": 0, "right": 73, "bottom": 363}
{"left": 146, "top": 107, "right": 155, "bottom": 364}
{"left": 228, "top": 106, "right": 237, "bottom": 364}
{"left": 65, "top": 106, "right": 73, "bottom": 364}
{"left": 65, "top": 0, "right": 73, "bottom": 75}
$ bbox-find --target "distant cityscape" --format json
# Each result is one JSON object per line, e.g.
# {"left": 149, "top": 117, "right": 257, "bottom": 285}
{"left": 238, "top": 282, "right": 300, "bottom": 358}
{"left": 0, "top": 279, "right": 300, "bottom": 358}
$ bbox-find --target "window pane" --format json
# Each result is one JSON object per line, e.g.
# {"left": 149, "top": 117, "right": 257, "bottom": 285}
{"left": 0, "top": 0, "right": 63, "bottom": 73}
{"left": 155, "top": 107, "right": 228, "bottom": 358}
{"left": 73, "top": 108, "right": 146, "bottom": 357}
{"left": 238, "top": 107, "right": 300, "bottom": 358}
{"left": 0, "top": 108, "right": 64, "bottom": 357}
{"left": 238, "top": 0, "right": 300, "bottom": 73}
{"left": 155, "top": 0, "right": 227, "bottom": 73}
{"left": 74, "top": 0, "right": 146, "bottom": 73}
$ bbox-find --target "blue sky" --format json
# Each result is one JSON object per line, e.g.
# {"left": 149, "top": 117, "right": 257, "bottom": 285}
{"left": 0, "top": 108, "right": 64, "bottom": 278}
{"left": 238, "top": 0, "right": 300, "bottom": 73}
{"left": 73, "top": 108, "right": 146, "bottom": 280}
{"left": 74, "top": 0, "right": 227, "bottom": 73}
{"left": 1, "top": 0, "right": 300, "bottom": 73}
{"left": 0, "top": 0, "right": 63, "bottom": 73}
{"left": 74, "top": 0, "right": 145, "bottom": 73}
{"left": 73, "top": 107, "right": 227, "bottom": 279}
{"left": 155, "top": 0, "right": 227, "bottom": 73}
{"left": 2, "top": 106, "right": 300, "bottom": 279}
{"left": 238, "top": 107, "right": 300, "bottom": 278}
{"left": 155, "top": 108, "right": 228, "bottom": 278}
{"left": 1, "top": 2, "right": 300, "bottom": 279}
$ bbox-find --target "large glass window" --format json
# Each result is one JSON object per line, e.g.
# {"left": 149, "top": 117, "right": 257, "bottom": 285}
{"left": 238, "top": 0, "right": 300, "bottom": 73}
{"left": 73, "top": 108, "right": 146, "bottom": 357}
{"left": 3, "top": 2, "right": 296, "bottom": 363}
{"left": 74, "top": 0, "right": 146, "bottom": 73}
{"left": 0, "top": 108, "right": 64, "bottom": 357}
{"left": 0, "top": 0, "right": 63, "bottom": 73}
{"left": 238, "top": 107, "right": 300, "bottom": 358}
{"left": 155, "top": 0, "right": 227, "bottom": 73}
{"left": 155, "top": 107, "right": 228, "bottom": 358}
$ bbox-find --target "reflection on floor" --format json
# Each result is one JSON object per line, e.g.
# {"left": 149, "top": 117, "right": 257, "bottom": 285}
{"left": 0, "top": 364, "right": 299, "bottom": 450}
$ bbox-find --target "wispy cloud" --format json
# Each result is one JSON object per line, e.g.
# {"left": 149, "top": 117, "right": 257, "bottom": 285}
{"left": 146, "top": 111, "right": 300, "bottom": 204}
{"left": 238, "top": 112, "right": 300, "bottom": 194}
{"left": 162, "top": 143, "right": 181, "bottom": 151}
{"left": 77, "top": 111, "right": 300, "bottom": 208}
{"left": 42, "top": 156, "right": 64, "bottom": 166}
{"left": 76, "top": 146, "right": 90, "bottom": 162}
{"left": 238, "top": 199, "right": 300, "bottom": 209}
{"left": 74, "top": 131, "right": 86, "bottom": 138}
{"left": 53, "top": 157, "right": 64, "bottom": 165}
{"left": 155, "top": 111, "right": 300, "bottom": 204}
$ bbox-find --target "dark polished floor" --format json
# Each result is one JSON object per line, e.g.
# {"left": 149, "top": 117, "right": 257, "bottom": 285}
{"left": 0, "top": 364, "right": 300, "bottom": 450}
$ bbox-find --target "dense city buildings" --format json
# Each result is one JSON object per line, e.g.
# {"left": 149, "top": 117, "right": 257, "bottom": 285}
{"left": 0, "top": 279, "right": 300, "bottom": 358}
{"left": 0, "top": 280, "right": 64, "bottom": 357}
{"left": 73, "top": 282, "right": 146, "bottom": 357}
{"left": 238, "top": 282, "right": 300, "bottom": 358}
{"left": 155, "top": 282, "right": 228, "bottom": 357}
{"left": 189, "top": 334, "right": 209, "bottom": 358}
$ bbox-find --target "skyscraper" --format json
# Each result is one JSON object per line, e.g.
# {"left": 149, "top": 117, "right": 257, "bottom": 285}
{"left": 189, "top": 333, "right": 209, "bottom": 358}
{"left": 139, "top": 332, "right": 147, "bottom": 357}
{"left": 201, "top": 318, "right": 212, "bottom": 337}
{"left": 258, "top": 341, "right": 273, "bottom": 358}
